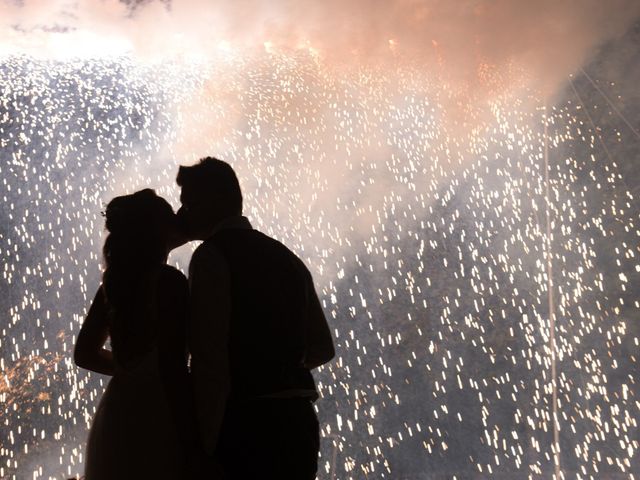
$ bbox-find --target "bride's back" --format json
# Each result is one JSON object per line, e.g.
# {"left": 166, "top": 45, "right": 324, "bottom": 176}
{"left": 106, "top": 265, "right": 187, "bottom": 373}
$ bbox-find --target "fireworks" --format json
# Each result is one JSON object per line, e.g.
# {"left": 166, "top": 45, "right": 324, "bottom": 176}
{"left": 0, "top": 39, "right": 639, "bottom": 480}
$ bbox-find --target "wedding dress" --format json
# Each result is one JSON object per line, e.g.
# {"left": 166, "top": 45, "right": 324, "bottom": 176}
{"left": 84, "top": 267, "right": 190, "bottom": 479}
{"left": 84, "top": 348, "right": 186, "bottom": 479}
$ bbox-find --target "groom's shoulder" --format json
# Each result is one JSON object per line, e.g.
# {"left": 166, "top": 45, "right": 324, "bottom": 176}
{"left": 189, "top": 239, "right": 227, "bottom": 272}
{"left": 192, "top": 240, "right": 223, "bottom": 261}
{"left": 257, "top": 233, "right": 311, "bottom": 274}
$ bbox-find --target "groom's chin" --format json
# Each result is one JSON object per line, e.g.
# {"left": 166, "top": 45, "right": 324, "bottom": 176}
{"left": 167, "top": 228, "right": 193, "bottom": 250}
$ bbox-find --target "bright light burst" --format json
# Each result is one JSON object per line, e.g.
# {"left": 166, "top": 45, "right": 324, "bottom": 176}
{"left": 0, "top": 43, "right": 639, "bottom": 480}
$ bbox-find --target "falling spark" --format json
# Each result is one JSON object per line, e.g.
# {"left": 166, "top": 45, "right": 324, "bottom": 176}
{"left": 0, "top": 39, "right": 639, "bottom": 480}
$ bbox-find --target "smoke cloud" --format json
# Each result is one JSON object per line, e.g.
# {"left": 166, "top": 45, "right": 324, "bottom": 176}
{"left": 1, "top": 0, "right": 639, "bottom": 94}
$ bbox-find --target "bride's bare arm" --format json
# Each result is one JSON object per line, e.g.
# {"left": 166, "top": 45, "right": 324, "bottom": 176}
{"left": 74, "top": 286, "right": 115, "bottom": 376}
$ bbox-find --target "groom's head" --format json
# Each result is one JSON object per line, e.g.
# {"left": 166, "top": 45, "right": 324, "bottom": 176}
{"left": 176, "top": 157, "right": 243, "bottom": 240}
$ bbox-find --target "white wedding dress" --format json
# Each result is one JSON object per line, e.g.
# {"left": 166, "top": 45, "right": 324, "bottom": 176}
{"left": 84, "top": 346, "right": 187, "bottom": 479}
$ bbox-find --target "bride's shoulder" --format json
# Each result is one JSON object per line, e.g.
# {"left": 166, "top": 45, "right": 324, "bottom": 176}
{"left": 155, "top": 266, "right": 188, "bottom": 316}
{"left": 158, "top": 264, "right": 188, "bottom": 288}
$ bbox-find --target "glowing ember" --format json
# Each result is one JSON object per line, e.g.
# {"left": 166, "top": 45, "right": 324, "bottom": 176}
{"left": 1, "top": 27, "right": 639, "bottom": 480}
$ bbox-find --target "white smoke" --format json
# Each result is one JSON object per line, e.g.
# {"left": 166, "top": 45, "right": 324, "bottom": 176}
{"left": 1, "top": 0, "right": 639, "bottom": 93}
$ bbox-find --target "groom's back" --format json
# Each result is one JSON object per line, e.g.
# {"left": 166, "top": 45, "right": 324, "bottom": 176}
{"left": 209, "top": 228, "right": 317, "bottom": 399}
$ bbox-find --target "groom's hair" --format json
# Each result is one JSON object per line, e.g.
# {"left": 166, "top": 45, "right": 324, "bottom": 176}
{"left": 177, "top": 157, "right": 243, "bottom": 215}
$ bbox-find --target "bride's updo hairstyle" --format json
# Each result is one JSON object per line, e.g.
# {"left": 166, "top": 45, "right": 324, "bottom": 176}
{"left": 102, "top": 189, "right": 175, "bottom": 358}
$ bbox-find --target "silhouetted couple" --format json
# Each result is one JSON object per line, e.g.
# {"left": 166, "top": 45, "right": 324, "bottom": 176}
{"left": 74, "top": 158, "right": 335, "bottom": 479}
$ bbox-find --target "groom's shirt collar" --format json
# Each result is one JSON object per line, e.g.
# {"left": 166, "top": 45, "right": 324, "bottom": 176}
{"left": 207, "top": 215, "right": 252, "bottom": 239}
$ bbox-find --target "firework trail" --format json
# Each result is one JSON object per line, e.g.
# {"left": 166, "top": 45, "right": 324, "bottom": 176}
{"left": 1, "top": 2, "right": 640, "bottom": 479}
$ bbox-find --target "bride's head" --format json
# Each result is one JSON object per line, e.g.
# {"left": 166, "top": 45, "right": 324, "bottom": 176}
{"left": 102, "top": 189, "right": 176, "bottom": 313}
{"left": 103, "top": 189, "right": 176, "bottom": 265}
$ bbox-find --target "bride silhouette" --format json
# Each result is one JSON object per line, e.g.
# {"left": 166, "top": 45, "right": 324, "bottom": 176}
{"left": 74, "top": 189, "right": 196, "bottom": 479}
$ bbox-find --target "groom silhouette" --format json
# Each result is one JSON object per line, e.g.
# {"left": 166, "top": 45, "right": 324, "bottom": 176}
{"left": 177, "top": 157, "right": 334, "bottom": 479}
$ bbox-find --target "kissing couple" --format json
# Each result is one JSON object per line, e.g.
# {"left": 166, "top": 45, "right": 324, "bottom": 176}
{"left": 74, "top": 157, "right": 335, "bottom": 479}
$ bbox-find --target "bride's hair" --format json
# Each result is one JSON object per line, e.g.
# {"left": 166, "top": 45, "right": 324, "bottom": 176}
{"left": 102, "top": 189, "right": 175, "bottom": 359}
